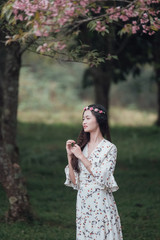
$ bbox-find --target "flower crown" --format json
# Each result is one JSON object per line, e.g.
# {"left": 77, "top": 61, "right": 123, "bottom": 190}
{"left": 83, "top": 106, "right": 105, "bottom": 114}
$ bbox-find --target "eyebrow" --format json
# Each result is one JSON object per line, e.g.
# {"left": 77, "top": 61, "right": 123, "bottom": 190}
{"left": 83, "top": 115, "right": 90, "bottom": 118}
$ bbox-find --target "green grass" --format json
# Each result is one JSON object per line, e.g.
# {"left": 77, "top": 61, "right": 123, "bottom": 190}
{"left": 0, "top": 123, "right": 160, "bottom": 240}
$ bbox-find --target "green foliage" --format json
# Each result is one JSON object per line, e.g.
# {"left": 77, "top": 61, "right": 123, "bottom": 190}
{"left": 0, "top": 0, "right": 21, "bottom": 33}
{"left": 87, "top": 20, "right": 101, "bottom": 32}
{"left": 1, "top": 2, "right": 12, "bottom": 20}
{"left": 0, "top": 123, "right": 160, "bottom": 239}
{"left": 0, "top": 1, "right": 111, "bottom": 65}
{"left": 85, "top": 49, "right": 105, "bottom": 67}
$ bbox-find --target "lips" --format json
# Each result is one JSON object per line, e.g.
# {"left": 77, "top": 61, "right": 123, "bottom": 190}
{"left": 83, "top": 125, "right": 88, "bottom": 128}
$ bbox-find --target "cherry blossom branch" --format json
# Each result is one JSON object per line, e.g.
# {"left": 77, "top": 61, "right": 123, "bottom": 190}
{"left": 65, "top": 0, "right": 137, "bottom": 34}
{"left": 27, "top": 48, "right": 89, "bottom": 64}
{"left": 1, "top": 0, "right": 160, "bottom": 62}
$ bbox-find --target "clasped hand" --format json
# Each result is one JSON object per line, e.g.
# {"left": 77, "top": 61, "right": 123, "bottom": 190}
{"left": 71, "top": 144, "right": 83, "bottom": 159}
{"left": 66, "top": 140, "right": 83, "bottom": 159}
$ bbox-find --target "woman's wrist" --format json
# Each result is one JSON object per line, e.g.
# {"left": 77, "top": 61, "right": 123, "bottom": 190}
{"left": 86, "top": 162, "right": 92, "bottom": 169}
{"left": 77, "top": 153, "right": 84, "bottom": 161}
{"left": 67, "top": 153, "right": 72, "bottom": 158}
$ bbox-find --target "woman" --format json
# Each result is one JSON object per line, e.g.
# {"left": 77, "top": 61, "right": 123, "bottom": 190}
{"left": 64, "top": 104, "right": 123, "bottom": 240}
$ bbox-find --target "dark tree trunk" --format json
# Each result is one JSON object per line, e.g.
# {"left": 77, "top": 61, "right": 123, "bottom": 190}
{"left": 155, "top": 72, "right": 160, "bottom": 126}
{"left": 0, "top": 44, "right": 5, "bottom": 115}
{"left": 93, "top": 27, "right": 114, "bottom": 112}
{"left": 89, "top": 63, "right": 112, "bottom": 141}
{"left": 0, "top": 41, "right": 32, "bottom": 221}
{"left": 2, "top": 42, "right": 20, "bottom": 163}
{"left": 82, "top": 28, "right": 115, "bottom": 141}
{"left": 0, "top": 144, "right": 32, "bottom": 222}
{"left": 91, "top": 64, "right": 112, "bottom": 112}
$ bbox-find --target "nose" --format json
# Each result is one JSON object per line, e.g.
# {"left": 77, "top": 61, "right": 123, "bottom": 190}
{"left": 83, "top": 120, "right": 85, "bottom": 123}
{"left": 83, "top": 119, "right": 86, "bottom": 124}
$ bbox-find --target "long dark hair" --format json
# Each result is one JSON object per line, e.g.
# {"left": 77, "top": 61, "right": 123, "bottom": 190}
{"left": 71, "top": 104, "right": 111, "bottom": 172}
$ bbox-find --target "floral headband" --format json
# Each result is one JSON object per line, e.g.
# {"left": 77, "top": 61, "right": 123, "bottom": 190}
{"left": 83, "top": 106, "right": 105, "bottom": 114}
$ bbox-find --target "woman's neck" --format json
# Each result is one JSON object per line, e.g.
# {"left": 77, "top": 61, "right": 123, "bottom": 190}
{"left": 89, "top": 130, "right": 103, "bottom": 144}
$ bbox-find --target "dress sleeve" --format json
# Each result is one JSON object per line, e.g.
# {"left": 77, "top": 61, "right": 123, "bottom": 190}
{"left": 64, "top": 165, "right": 79, "bottom": 190}
{"left": 90, "top": 144, "right": 119, "bottom": 192}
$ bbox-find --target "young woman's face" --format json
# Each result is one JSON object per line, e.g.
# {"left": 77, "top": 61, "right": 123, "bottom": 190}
{"left": 82, "top": 110, "right": 99, "bottom": 133}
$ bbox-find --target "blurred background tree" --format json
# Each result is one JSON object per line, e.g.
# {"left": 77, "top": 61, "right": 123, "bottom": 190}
{"left": 18, "top": 51, "right": 157, "bottom": 126}
{"left": 76, "top": 19, "right": 160, "bottom": 126}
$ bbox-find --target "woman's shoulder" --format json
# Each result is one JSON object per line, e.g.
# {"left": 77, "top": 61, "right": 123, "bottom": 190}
{"left": 103, "top": 138, "right": 117, "bottom": 150}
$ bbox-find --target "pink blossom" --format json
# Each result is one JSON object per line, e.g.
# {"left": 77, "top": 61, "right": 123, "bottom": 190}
{"left": 143, "top": 13, "right": 148, "bottom": 18}
{"left": 149, "top": 31, "right": 155, "bottom": 35}
{"left": 58, "top": 43, "right": 66, "bottom": 50}
{"left": 16, "top": 14, "right": 23, "bottom": 21}
{"left": 95, "top": 21, "right": 106, "bottom": 32}
{"left": 132, "top": 25, "right": 138, "bottom": 34}
{"left": 34, "top": 29, "right": 42, "bottom": 36}
{"left": 36, "top": 45, "right": 45, "bottom": 53}
{"left": 140, "top": 18, "right": 149, "bottom": 24}
{"left": 91, "top": 6, "right": 101, "bottom": 14}
{"left": 54, "top": 42, "right": 66, "bottom": 50}
{"left": 58, "top": 17, "right": 69, "bottom": 26}
{"left": 65, "top": 7, "right": 75, "bottom": 17}
{"left": 120, "top": 15, "right": 129, "bottom": 22}
{"left": 80, "top": 0, "right": 88, "bottom": 8}
{"left": 4, "top": 0, "right": 160, "bottom": 49}
{"left": 132, "top": 21, "right": 137, "bottom": 25}
{"left": 90, "top": 107, "right": 93, "bottom": 111}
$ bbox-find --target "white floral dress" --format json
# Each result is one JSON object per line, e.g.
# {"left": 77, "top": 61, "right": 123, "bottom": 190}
{"left": 64, "top": 139, "right": 123, "bottom": 240}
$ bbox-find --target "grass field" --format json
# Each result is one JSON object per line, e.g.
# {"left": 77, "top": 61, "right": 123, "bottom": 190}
{"left": 0, "top": 123, "right": 160, "bottom": 240}
{"left": 17, "top": 106, "right": 157, "bottom": 126}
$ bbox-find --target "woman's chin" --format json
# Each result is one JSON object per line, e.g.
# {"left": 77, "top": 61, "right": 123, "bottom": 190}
{"left": 84, "top": 128, "right": 89, "bottom": 132}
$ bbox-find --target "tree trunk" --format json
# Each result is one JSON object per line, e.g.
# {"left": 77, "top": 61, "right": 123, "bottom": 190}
{"left": 0, "top": 144, "right": 32, "bottom": 222}
{"left": 0, "top": 41, "right": 32, "bottom": 221}
{"left": 2, "top": 42, "right": 20, "bottom": 163}
{"left": 155, "top": 73, "right": 160, "bottom": 126}
{"left": 0, "top": 44, "right": 5, "bottom": 116}
{"left": 90, "top": 66, "right": 111, "bottom": 111}
{"left": 90, "top": 64, "right": 112, "bottom": 141}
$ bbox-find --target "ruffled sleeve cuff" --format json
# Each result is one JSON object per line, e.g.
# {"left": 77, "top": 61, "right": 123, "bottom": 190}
{"left": 64, "top": 165, "right": 79, "bottom": 190}
{"left": 90, "top": 165, "right": 119, "bottom": 192}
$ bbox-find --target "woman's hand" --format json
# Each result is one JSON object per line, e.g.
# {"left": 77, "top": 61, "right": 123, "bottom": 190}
{"left": 70, "top": 144, "right": 83, "bottom": 159}
{"left": 66, "top": 139, "right": 76, "bottom": 156}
